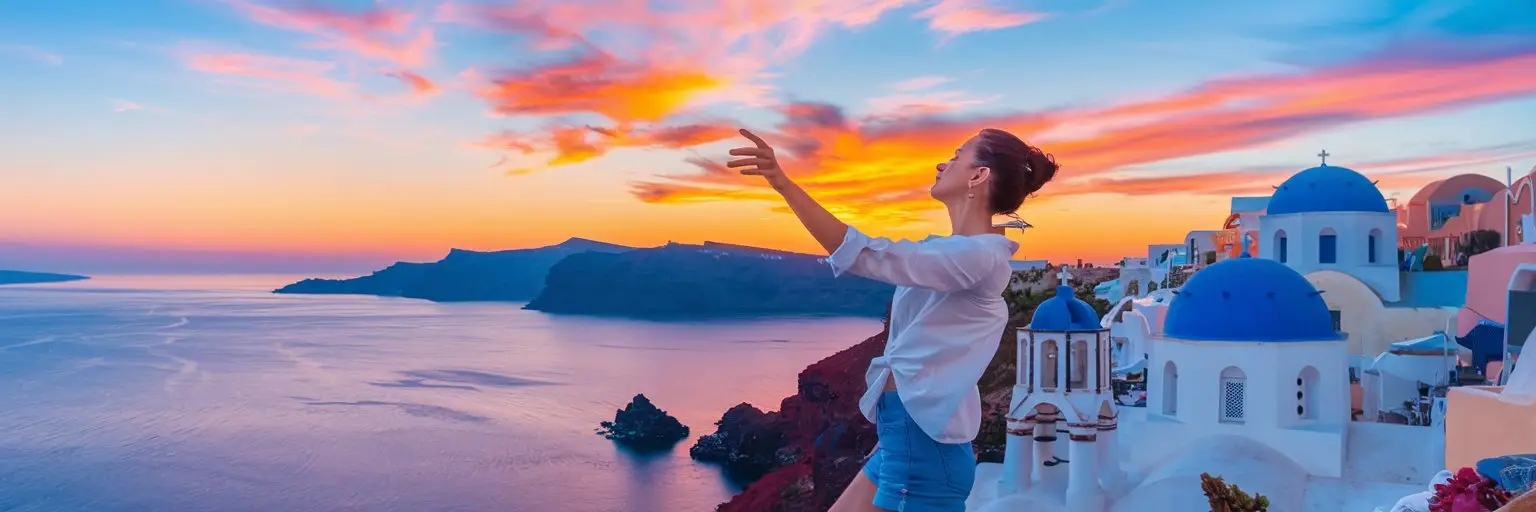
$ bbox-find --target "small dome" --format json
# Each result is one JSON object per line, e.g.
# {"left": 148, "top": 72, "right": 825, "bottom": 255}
{"left": 1266, "top": 165, "right": 1390, "bottom": 216}
{"left": 1164, "top": 258, "right": 1341, "bottom": 342}
{"left": 1029, "top": 286, "right": 1101, "bottom": 331}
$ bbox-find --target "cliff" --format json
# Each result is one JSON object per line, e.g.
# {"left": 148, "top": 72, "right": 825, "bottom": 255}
{"left": 708, "top": 328, "right": 890, "bottom": 511}
{"left": 273, "top": 238, "right": 632, "bottom": 301}
{"left": 0, "top": 270, "right": 88, "bottom": 286}
{"left": 700, "top": 278, "right": 1113, "bottom": 511}
{"left": 523, "top": 242, "right": 894, "bottom": 319}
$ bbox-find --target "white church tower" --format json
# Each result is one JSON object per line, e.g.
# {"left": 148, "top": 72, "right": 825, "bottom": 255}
{"left": 1000, "top": 274, "right": 1124, "bottom": 512}
{"left": 1258, "top": 151, "right": 1402, "bottom": 301}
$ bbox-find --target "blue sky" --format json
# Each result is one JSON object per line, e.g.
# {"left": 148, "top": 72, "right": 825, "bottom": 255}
{"left": 1, "top": 0, "right": 1534, "bottom": 273}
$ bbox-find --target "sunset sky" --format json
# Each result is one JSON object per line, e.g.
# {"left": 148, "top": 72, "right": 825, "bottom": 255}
{"left": 2, "top": 0, "right": 1535, "bottom": 274}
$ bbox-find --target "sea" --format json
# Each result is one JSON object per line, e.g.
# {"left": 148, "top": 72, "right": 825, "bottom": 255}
{"left": 0, "top": 275, "right": 883, "bottom": 512}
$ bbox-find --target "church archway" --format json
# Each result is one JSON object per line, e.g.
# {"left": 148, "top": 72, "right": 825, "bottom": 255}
{"left": 1367, "top": 228, "right": 1383, "bottom": 264}
{"left": 1041, "top": 340, "right": 1059, "bottom": 392}
{"left": 1071, "top": 339, "right": 1089, "bottom": 390}
{"left": 1162, "top": 360, "right": 1178, "bottom": 416}
{"left": 1274, "top": 229, "right": 1289, "bottom": 263}
{"left": 1319, "top": 227, "right": 1338, "bottom": 264}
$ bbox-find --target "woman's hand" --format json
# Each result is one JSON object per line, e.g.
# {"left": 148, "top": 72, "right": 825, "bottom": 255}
{"left": 727, "top": 129, "right": 849, "bottom": 254}
{"left": 727, "top": 129, "right": 790, "bottom": 188}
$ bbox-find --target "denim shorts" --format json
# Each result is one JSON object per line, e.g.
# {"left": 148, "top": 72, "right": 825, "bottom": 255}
{"left": 860, "top": 391, "right": 975, "bottom": 511}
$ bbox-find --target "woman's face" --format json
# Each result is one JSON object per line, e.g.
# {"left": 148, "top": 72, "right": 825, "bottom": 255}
{"left": 930, "top": 134, "right": 989, "bottom": 203}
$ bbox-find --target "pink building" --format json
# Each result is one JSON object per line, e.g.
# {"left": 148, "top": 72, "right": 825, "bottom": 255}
{"left": 1444, "top": 246, "right": 1536, "bottom": 472}
{"left": 1398, "top": 168, "right": 1536, "bottom": 258}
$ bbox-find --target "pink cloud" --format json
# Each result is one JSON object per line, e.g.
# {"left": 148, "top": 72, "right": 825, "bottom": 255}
{"left": 630, "top": 48, "right": 1536, "bottom": 225}
{"left": 184, "top": 51, "right": 353, "bottom": 97}
{"left": 111, "top": 99, "right": 145, "bottom": 113}
{"left": 223, "top": 0, "right": 434, "bottom": 67}
{"left": 890, "top": 75, "right": 953, "bottom": 92}
{"left": 917, "top": 0, "right": 1048, "bottom": 36}
{"left": 385, "top": 69, "right": 439, "bottom": 98}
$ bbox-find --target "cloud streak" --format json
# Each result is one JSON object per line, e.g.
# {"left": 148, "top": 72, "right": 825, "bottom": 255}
{"left": 476, "top": 122, "right": 740, "bottom": 174}
{"left": 473, "top": 50, "right": 722, "bottom": 123}
{"left": 111, "top": 99, "right": 145, "bottom": 113}
{"left": 0, "top": 44, "right": 63, "bottom": 66}
{"left": 386, "top": 69, "right": 439, "bottom": 98}
{"left": 222, "top": 0, "right": 435, "bottom": 67}
{"left": 448, "top": 0, "right": 1046, "bottom": 174}
{"left": 630, "top": 46, "right": 1536, "bottom": 224}
{"left": 184, "top": 51, "right": 354, "bottom": 97}
{"left": 1046, "top": 141, "right": 1536, "bottom": 199}
{"left": 917, "top": 0, "right": 1048, "bottom": 37}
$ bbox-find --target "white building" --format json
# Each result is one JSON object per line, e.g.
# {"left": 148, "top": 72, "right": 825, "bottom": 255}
{"left": 1104, "top": 289, "right": 1175, "bottom": 374}
{"left": 1146, "top": 256, "right": 1352, "bottom": 477}
{"left": 974, "top": 256, "right": 1447, "bottom": 512}
{"left": 1000, "top": 284, "right": 1124, "bottom": 511}
{"left": 971, "top": 158, "right": 1508, "bottom": 511}
{"left": 1257, "top": 161, "right": 1402, "bottom": 302}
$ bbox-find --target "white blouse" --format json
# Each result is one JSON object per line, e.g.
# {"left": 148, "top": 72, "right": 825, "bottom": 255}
{"left": 828, "top": 226, "right": 1019, "bottom": 444}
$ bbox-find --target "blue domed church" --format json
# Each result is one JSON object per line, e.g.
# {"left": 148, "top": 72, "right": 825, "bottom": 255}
{"left": 998, "top": 285, "right": 1124, "bottom": 510}
{"left": 1144, "top": 257, "right": 1352, "bottom": 478}
{"left": 1258, "top": 161, "right": 1402, "bottom": 302}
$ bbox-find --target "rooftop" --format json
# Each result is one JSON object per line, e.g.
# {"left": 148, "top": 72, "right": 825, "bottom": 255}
{"left": 1230, "top": 196, "right": 1271, "bottom": 214}
{"left": 1164, "top": 257, "right": 1342, "bottom": 342}
{"left": 1266, "top": 165, "right": 1391, "bottom": 216}
{"left": 1388, "top": 270, "right": 1469, "bottom": 309}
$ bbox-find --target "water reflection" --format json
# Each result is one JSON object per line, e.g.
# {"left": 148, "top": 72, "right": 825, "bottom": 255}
{"left": 0, "top": 276, "right": 882, "bottom": 511}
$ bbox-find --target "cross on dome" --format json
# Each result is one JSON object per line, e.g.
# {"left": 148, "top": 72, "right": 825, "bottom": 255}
{"left": 1058, "top": 267, "right": 1072, "bottom": 285}
{"left": 1317, "top": 150, "right": 1330, "bottom": 166}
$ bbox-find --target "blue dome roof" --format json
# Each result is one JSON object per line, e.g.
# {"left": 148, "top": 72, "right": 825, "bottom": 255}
{"left": 1030, "top": 286, "right": 1101, "bottom": 331}
{"left": 1164, "top": 258, "right": 1342, "bottom": 342}
{"left": 1265, "top": 165, "right": 1390, "bottom": 216}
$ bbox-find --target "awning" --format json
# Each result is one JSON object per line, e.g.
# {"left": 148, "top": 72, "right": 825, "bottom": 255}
{"left": 1389, "top": 332, "right": 1471, "bottom": 356}
{"left": 1113, "top": 358, "right": 1147, "bottom": 376}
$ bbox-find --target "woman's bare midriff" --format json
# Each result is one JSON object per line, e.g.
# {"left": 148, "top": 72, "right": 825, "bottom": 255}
{"left": 883, "top": 378, "right": 898, "bottom": 391}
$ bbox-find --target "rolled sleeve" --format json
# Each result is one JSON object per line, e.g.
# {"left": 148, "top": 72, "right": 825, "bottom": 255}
{"left": 826, "top": 226, "right": 1001, "bottom": 292}
{"left": 828, "top": 226, "right": 872, "bottom": 278}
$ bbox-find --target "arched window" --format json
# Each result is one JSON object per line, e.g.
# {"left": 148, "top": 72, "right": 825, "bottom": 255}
{"left": 1018, "top": 336, "right": 1032, "bottom": 389}
{"left": 1319, "top": 228, "right": 1338, "bottom": 264}
{"left": 1275, "top": 229, "right": 1289, "bottom": 263}
{"left": 1041, "top": 339, "right": 1059, "bottom": 392}
{"left": 1298, "top": 366, "right": 1320, "bottom": 419}
{"left": 1219, "top": 366, "right": 1246, "bottom": 424}
{"left": 1162, "top": 361, "right": 1178, "bottom": 416}
{"left": 1367, "top": 228, "right": 1382, "bottom": 264}
{"left": 1070, "top": 339, "right": 1089, "bottom": 389}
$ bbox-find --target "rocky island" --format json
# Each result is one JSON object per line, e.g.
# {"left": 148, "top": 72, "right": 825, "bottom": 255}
{"left": 0, "top": 270, "right": 88, "bottom": 286}
{"left": 596, "top": 394, "right": 691, "bottom": 451}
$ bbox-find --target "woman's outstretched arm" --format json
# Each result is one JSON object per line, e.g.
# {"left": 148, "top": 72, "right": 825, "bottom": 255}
{"left": 728, "top": 129, "right": 1000, "bottom": 293}
{"left": 771, "top": 177, "right": 850, "bottom": 255}
{"left": 728, "top": 129, "right": 848, "bottom": 254}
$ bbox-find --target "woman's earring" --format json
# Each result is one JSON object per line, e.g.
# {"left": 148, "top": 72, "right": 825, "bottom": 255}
{"left": 967, "top": 185, "right": 975, "bottom": 199}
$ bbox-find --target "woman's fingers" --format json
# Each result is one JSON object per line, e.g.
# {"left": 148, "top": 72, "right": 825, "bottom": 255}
{"left": 729, "top": 129, "right": 780, "bottom": 178}
{"left": 739, "top": 128, "right": 769, "bottom": 149}
{"left": 727, "top": 157, "right": 771, "bottom": 169}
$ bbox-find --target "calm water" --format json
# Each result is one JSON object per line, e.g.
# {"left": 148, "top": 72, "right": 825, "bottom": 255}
{"left": 0, "top": 275, "right": 882, "bottom": 512}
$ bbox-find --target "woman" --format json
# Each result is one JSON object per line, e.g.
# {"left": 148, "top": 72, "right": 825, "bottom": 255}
{"left": 727, "top": 127, "right": 1058, "bottom": 511}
